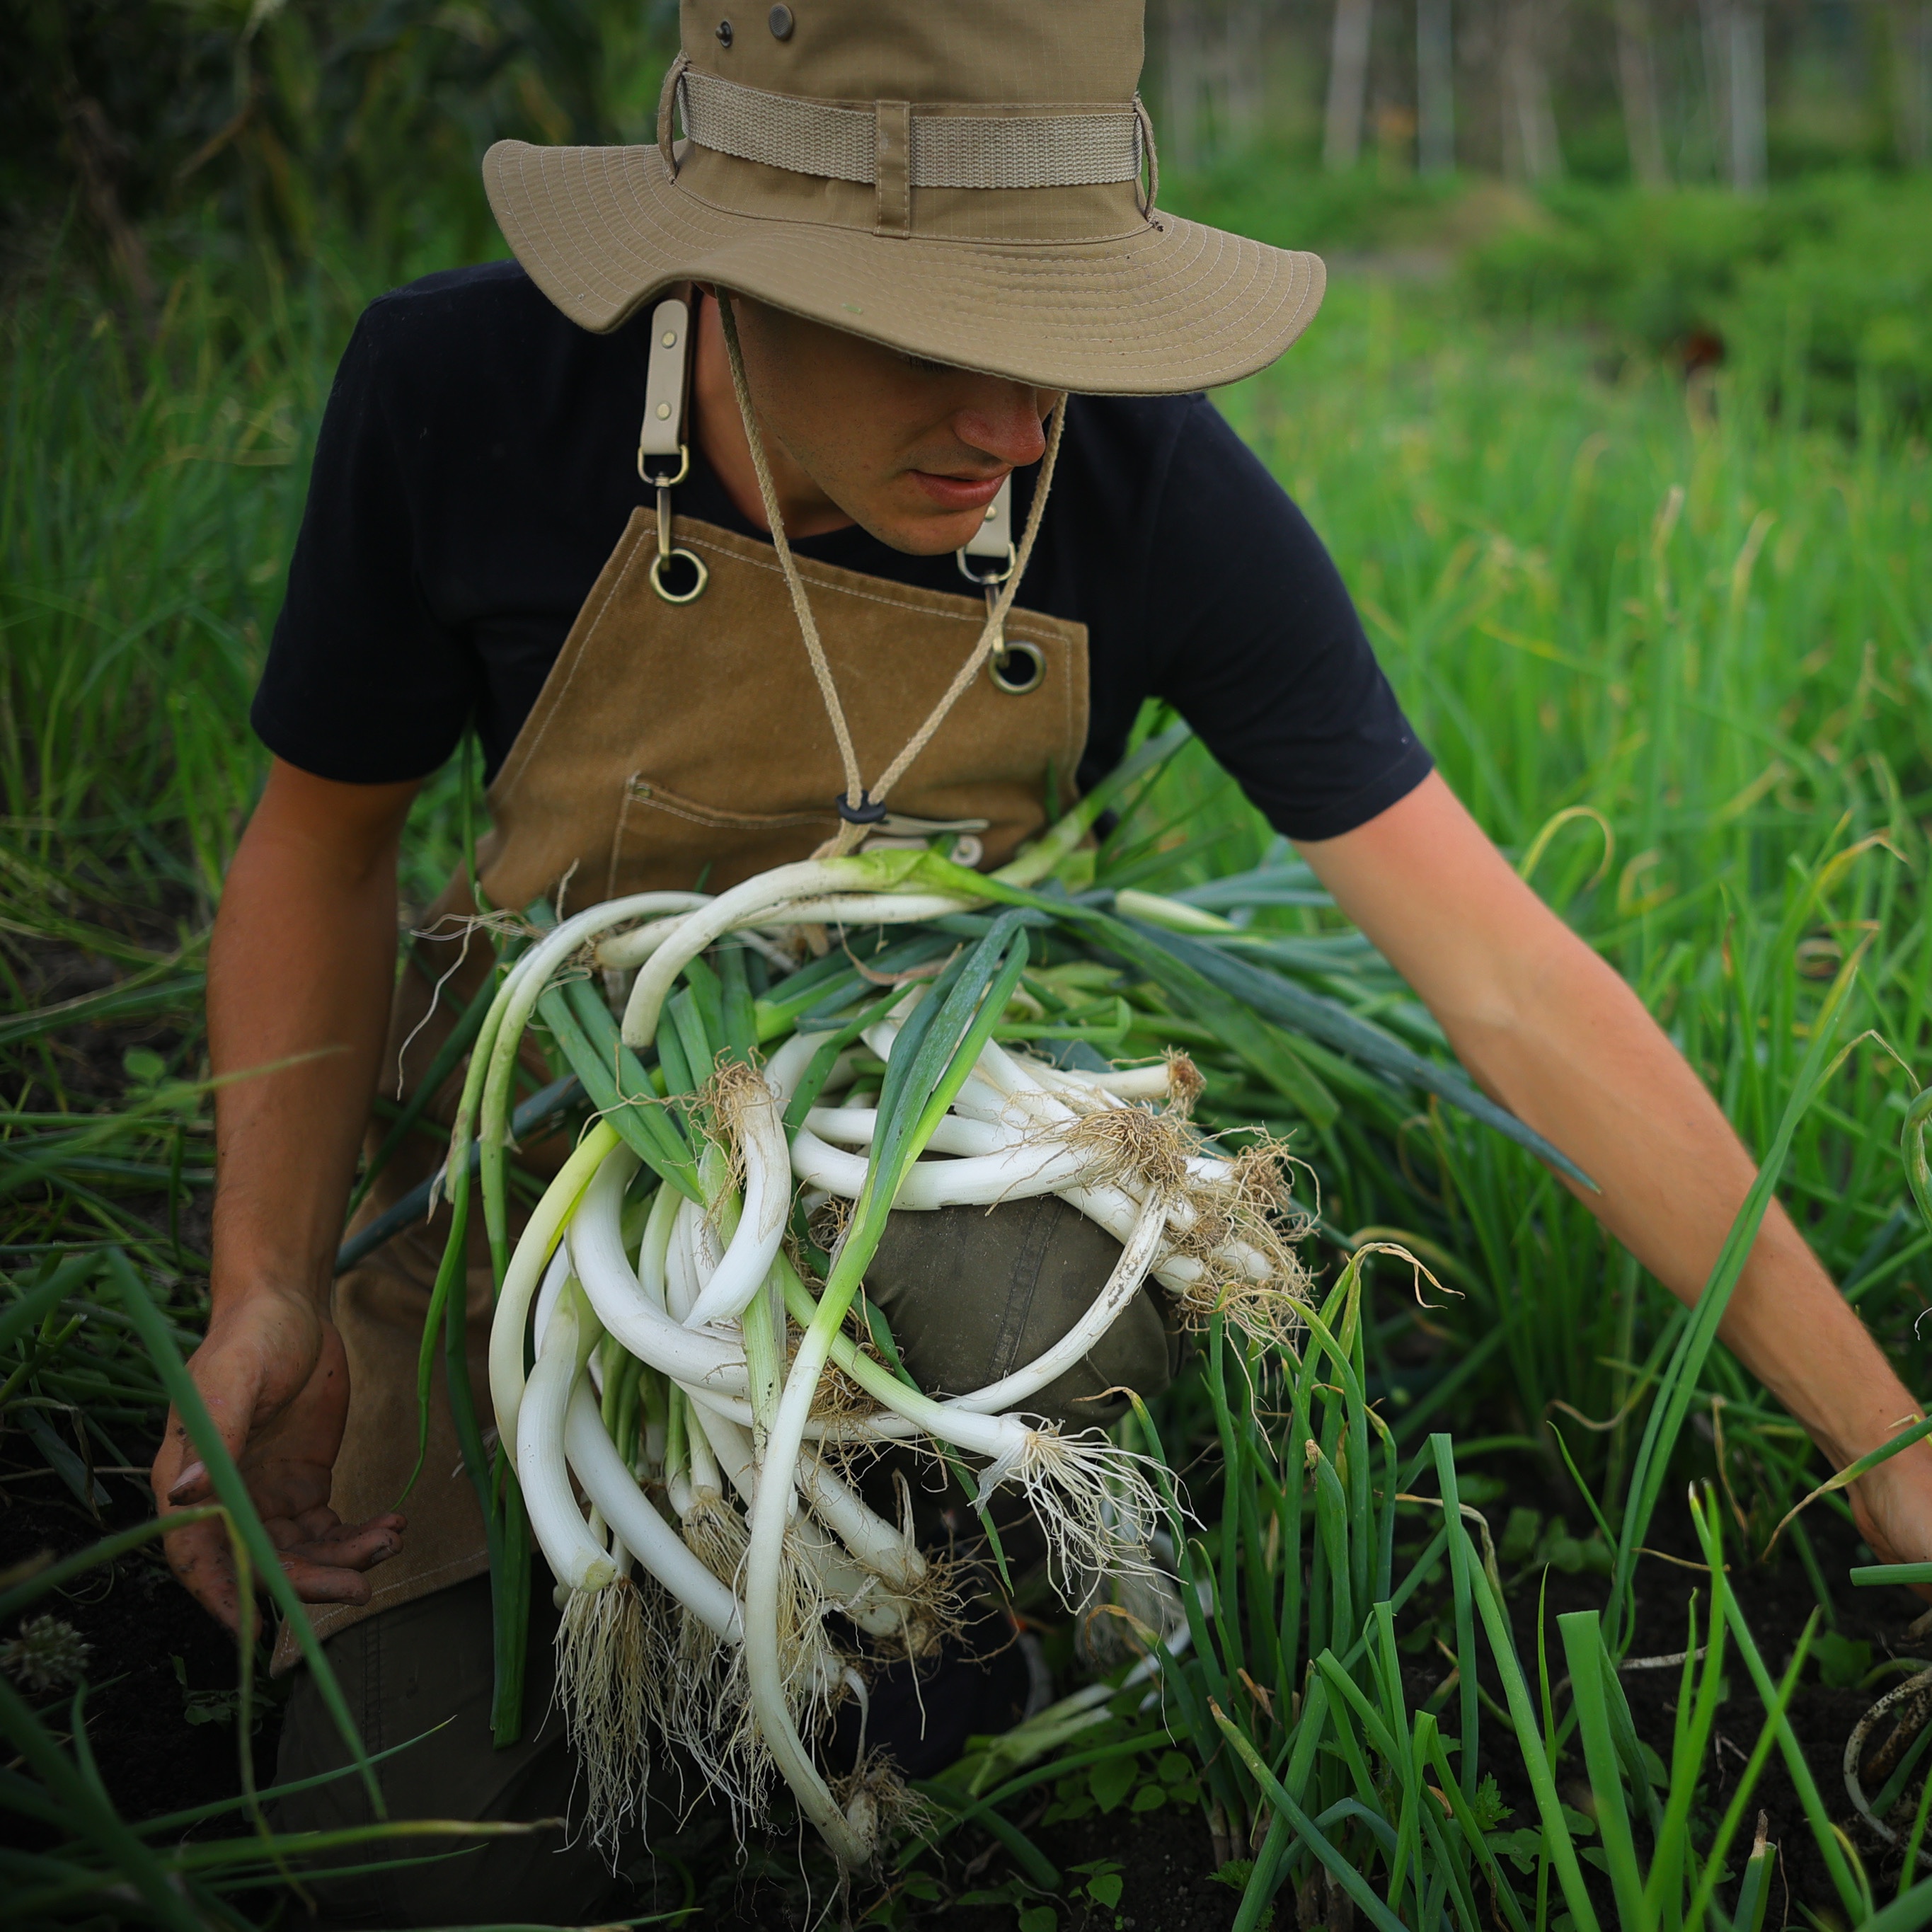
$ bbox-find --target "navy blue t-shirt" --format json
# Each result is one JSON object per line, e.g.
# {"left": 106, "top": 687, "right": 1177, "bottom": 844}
{"left": 253, "top": 260, "right": 1430, "bottom": 843}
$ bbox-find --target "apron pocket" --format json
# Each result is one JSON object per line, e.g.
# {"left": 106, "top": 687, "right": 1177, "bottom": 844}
{"left": 609, "top": 774, "right": 841, "bottom": 897}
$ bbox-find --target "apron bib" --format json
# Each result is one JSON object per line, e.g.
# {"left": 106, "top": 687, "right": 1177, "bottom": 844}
{"left": 294, "top": 505, "right": 1088, "bottom": 1657}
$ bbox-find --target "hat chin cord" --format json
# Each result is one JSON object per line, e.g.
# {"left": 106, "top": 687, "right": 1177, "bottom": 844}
{"left": 715, "top": 289, "right": 1066, "bottom": 860}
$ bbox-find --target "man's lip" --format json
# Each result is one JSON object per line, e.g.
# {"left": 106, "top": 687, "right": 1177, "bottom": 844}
{"left": 909, "top": 470, "right": 1008, "bottom": 512}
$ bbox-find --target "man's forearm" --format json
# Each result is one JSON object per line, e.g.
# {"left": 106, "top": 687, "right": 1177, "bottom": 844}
{"left": 1444, "top": 932, "right": 1918, "bottom": 1467}
{"left": 1301, "top": 773, "right": 1921, "bottom": 1478}
{"left": 207, "top": 764, "right": 415, "bottom": 1315}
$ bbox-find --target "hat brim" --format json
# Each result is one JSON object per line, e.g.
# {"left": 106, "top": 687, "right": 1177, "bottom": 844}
{"left": 484, "top": 140, "right": 1323, "bottom": 396}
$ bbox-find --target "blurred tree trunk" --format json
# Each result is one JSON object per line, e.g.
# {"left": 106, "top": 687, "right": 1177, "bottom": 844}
{"left": 1614, "top": 0, "right": 1672, "bottom": 186}
{"left": 1224, "top": 0, "right": 1265, "bottom": 151}
{"left": 1164, "top": 0, "right": 1202, "bottom": 168}
{"left": 1418, "top": 0, "right": 1456, "bottom": 175}
{"left": 1501, "top": 0, "right": 1563, "bottom": 183}
{"left": 1698, "top": 0, "right": 1764, "bottom": 190}
{"left": 1323, "top": 0, "right": 1374, "bottom": 171}
{"left": 1726, "top": 0, "right": 1766, "bottom": 192}
{"left": 1698, "top": 0, "right": 1729, "bottom": 178}
{"left": 1887, "top": 1, "right": 1932, "bottom": 167}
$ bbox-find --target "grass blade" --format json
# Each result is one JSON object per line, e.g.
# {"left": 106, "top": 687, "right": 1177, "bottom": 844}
{"left": 1558, "top": 1609, "right": 1649, "bottom": 1930}
{"left": 105, "top": 1250, "right": 384, "bottom": 1814}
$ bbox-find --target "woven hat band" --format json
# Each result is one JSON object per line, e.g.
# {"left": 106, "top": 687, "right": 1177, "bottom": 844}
{"left": 679, "top": 67, "right": 1144, "bottom": 191}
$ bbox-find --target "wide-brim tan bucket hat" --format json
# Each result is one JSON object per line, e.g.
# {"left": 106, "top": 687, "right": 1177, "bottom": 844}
{"left": 483, "top": 0, "right": 1323, "bottom": 396}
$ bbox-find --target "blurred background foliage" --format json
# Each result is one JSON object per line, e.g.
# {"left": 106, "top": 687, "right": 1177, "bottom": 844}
{"left": 2, "top": 0, "right": 680, "bottom": 297}
{"left": 5, "top": 1, "right": 1931, "bottom": 425}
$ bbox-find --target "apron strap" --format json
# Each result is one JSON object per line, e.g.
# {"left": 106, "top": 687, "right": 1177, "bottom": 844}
{"left": 715, "top": 288, "right": 1067, "bottom": 857}
{"left": 638, "top": 287, "right": 709, "bottom": 604}
{"left": 958, "top": 476, "right": 1050, "bottom": 695}
{"left": 958, "top": 473, "right": 1015, "bottom": 583}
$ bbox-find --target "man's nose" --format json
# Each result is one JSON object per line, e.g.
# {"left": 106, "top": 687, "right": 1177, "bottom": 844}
{"left": 953, "top": 382, "right": 1056, "bottom": 470}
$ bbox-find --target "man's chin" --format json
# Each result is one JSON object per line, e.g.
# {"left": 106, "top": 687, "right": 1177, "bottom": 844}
{"left": 857, "top": 505, "right": 987, "bottom": 559}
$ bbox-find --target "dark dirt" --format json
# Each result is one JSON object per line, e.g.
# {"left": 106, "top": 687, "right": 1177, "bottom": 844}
{"left": 597, "top": 1764, "right": 1241, "bottom": 1932}
{"left": 1461, "top": 1471, "right": 1924, "bottom": 1926}
{"left": 958, "top": 1798, "right": 1242, "bottom": 1932}
{"left": 4, "top": 910, "right": 246, "bottom": 1850}
{"left": 0, "top": 1468, "right": 283, "bottom": 1850}
{"left": 3, "top": 1287, "right": 1921, "bottom": 1928}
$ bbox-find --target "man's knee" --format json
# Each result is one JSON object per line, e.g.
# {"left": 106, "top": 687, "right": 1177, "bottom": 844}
{"left": 862, "top": 1195, "right": 1180, "bottom": 1425}
{"left": 270, "top": 1573, "right": 631, "bottom": 1928}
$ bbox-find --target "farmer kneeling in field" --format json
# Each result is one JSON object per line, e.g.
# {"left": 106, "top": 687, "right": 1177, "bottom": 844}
{"left": 152, "top": 1, "right": 1932, "bottom": 1923}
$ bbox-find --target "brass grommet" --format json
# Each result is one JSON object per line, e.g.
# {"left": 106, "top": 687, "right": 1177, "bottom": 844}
{"left": 988, "top": 641, "right": 1045, "bottom": 695}
{"left": 650, "top": 547, "right": 710, "bottom": 604}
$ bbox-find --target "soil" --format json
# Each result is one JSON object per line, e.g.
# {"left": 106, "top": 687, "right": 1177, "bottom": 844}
{"left": 0, "top": 1469, "right": 284, "bottom": 1846}
{"left": 1500, "top": 1483, "right": 1926, "bottom": 1925}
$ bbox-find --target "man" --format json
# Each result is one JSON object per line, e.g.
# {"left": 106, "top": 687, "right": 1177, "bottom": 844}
{"left": 154, "top": 1, "right": 1931, "bottom": 1923}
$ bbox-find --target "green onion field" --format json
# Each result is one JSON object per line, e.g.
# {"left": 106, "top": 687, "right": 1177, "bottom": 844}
{"left": 5, "top": 145, "right": 1932, "bottom": 1931}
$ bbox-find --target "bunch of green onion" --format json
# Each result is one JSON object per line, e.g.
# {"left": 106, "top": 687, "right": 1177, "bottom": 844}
{"left": 413, "top": 732, "right": 1577, "bottom": 1868}
{"left": 426, "top": 853, "right": 1301, "bottom": 1861}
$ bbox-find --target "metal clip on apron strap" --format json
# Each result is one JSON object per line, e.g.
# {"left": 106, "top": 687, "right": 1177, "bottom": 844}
{"left": 639, "top": 294, "right": 708, "bottom": 604}
{"left": 958, "top": 478, "right": 1044, "bottom": 695}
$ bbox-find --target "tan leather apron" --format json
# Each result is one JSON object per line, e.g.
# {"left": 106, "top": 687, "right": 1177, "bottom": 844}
{"left": 288, "top": 500, "right": 1087, "bottom": 1662}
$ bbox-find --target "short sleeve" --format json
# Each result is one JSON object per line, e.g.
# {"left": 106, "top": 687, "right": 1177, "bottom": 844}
{"left": 251, "top": 306, "right": 478, "bottom": 784}
{"left": 1147, "top": 401, "right": 1432, "bottom": 843}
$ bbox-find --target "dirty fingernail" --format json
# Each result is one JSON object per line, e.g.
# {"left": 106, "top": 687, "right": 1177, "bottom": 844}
{"left": 168, "top": 1461, "right": 207, "bottom": 1500}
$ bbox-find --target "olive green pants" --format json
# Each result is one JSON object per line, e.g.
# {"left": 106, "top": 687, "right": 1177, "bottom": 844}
{"left": 271, "top": 1572, "right": 631, "bottom": 1928}
{"left": 866, "top": 1193, "right": 1179, "bottom": 1423}
{"left": 271, "top": 1197, "right": 1174, "bottom": 1926}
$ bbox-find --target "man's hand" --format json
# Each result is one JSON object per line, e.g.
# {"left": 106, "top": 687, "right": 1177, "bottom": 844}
{"left": 152, "top": 1289, "right": 404, "bottom": 1631}
{"left": 1846, "top": 1443, "right": 1932, "bottom": 1599}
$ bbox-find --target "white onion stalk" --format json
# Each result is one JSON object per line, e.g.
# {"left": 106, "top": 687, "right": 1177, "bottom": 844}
{"left": 693, "top": 1402, "right": 921, "bottom": 1643}
{"left": 845, "top": 1022, "right": 1294, "bottom": 1306}
{"left": 682, "top": 1066, "right": 789, "bottom": 1329}
{"left": 621, "top": 853, "right": 950, "bottom": 1048}
{"left": 564, "top": 1383, "right": 741, "bottom": 1640}
{"left": 637, "top": 1174, "right": 679, "bottom": 1311}
{"left": 941, "top": 1188, "right": 1171, "bottom": 1416}
{"left": 684, "top": 1379, "right": 921, "bottom": 1444}
{"left": 568, "top": 1151, "right": 747, "bottom": 1391}
{"left": 771, "top": 1266, "right": 1158, "bottom": 1558}
{"left": 742, "top": 1277, "right": 1160, "bottom": 1868}
{"left": 789, "top": 1122, "right": 1093, "bottom": 1207}
{"left": 805, "top": 1107, "right": 1005, "bottom": 1157}
{"left": 752, "top": 892, "right": 976, "bottom": 926}
{"left": 490, "top": 1122, "right": 623, "bottom": 1451}
{"left": 1037, "top": 1062, "right": 1178, "bottom": 1100}
{"left": 518, "top": 1276, "right": 615, "bottom": 1594}
{"left": 590, "top": 906, "right": 709, "bottom": 972}
{"left": 479, "top": 893, "right": 710, "bottom": 1159}
{"left": 762, "top": 1028, "right": 832, "bottom": 1104}
{"left": 530, "top": 1241, "right": 574, "bottom": 1364}
{"left": 789, "top": 1100, "right": 1246, "bottom": 1301}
